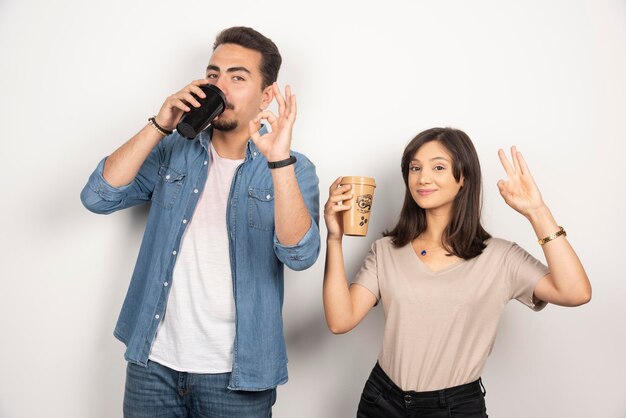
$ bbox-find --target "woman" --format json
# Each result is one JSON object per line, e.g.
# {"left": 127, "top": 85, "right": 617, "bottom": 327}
{"left": 323, "top": 127, "right": 591, "bottom": 417}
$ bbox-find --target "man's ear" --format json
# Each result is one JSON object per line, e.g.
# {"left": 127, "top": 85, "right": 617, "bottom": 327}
{"left": 259, "top": 84, "right": 274, "bottom": 110}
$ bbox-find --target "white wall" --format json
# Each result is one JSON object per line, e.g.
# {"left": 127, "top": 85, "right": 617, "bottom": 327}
{"left": 1, "top": 0, "right": 625, "bottom": 417}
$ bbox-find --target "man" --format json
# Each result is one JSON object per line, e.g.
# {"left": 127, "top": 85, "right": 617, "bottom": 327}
{"left": 81, "top": 27, "right": 320, "bottom": 417}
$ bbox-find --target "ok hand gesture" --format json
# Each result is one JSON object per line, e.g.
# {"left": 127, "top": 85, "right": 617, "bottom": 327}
{"left": 248, "top": 83, "right": 296, "bottom": 162}
{"left": 497, "top": 146, "right": 546, "bottom": 218}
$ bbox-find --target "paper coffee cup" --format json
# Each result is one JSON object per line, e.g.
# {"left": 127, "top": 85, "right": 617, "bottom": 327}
{"left": 342, "top": 176, "right": 376, "bottom": 236}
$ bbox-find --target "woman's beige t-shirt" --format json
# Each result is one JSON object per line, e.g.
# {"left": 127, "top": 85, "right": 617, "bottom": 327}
{"left": 352, "top": 237, "right": 548, "bottom": 392}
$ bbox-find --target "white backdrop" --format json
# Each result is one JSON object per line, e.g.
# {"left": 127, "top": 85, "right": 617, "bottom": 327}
{"left": 1, "top": 0, "right": 625, "bottom": 417}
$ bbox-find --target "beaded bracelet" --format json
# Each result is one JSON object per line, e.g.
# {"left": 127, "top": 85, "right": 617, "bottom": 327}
{"left": 148, "top": 116, "right": 173, "bottom": 136}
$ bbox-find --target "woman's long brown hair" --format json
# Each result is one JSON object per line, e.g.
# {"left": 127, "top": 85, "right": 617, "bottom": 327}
{"left": 384, "top": 127, "right": 491, "bottom": 259}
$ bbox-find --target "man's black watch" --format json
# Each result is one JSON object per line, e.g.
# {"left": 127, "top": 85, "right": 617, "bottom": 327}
{"left": 267, "top": 155, "right": 297, "bottom": 169}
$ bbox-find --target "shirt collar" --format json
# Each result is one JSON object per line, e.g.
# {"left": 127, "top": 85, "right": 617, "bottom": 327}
{"left": 198, "top": 124, "right": 267, "bottom": 160}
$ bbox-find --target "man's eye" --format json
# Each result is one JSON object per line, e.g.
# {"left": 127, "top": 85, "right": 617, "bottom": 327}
{"left": 233, "top": 76, "right": 245, "bottom": 81}
{"left": 206, "top": 73, "right": 218, "bottom": 79}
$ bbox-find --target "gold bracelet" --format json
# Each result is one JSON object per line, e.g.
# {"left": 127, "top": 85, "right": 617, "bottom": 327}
{"left": 538, "top": 226, "right": 566, "bottom": 245}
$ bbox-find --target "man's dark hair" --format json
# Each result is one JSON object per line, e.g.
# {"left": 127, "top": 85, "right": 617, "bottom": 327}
{"left": 213, "top": 26, "right": 282, "bottom": 89}
{"left": 384, "top": 127, "right": 491, "bottom": 260}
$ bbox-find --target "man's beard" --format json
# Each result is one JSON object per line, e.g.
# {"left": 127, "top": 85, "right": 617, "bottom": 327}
{"left": 212, "top": 104, "right": 237, "bottom": 132}
{"left": 212, "top": 118, "right": 238, "bottom": 132}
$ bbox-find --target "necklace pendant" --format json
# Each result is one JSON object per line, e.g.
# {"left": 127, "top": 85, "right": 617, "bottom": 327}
{"left": 420, "top": 250, "right": 427, "bottom": 256}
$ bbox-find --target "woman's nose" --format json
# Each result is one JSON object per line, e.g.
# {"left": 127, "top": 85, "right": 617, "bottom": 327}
{"left": 418, "top": 174, "right": 431, "bottom": 184}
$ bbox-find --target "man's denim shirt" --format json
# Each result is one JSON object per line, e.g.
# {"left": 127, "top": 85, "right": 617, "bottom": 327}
{"left": 80, "top": 126, "right": 320, "bottom": 391}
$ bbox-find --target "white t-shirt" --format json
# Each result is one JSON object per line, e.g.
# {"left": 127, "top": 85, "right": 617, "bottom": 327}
{"left": 149, "top": 143, "right": 243, "bottom": 373}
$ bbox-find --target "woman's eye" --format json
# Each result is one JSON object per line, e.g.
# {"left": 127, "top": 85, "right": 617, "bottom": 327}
{"left": 434, "top": 165, "right": 445, "bottom": 171}
{"left": 410, "top": 166, "right": 421, "bottom": 172}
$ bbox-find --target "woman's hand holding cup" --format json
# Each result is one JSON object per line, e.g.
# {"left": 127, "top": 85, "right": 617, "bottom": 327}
{"left": 324, "top": 177, "right": 352, "bottom": 241}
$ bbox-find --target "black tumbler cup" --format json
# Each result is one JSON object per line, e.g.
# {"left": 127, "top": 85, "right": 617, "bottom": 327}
{"left": 176, "top": 84, "right": 226, "bottom": 139}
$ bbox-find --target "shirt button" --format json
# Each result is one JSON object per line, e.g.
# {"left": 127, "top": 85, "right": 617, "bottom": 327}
{"left": 266, "top": 194, "right": 271, "bottom": 200}
{"left": 193, "top": 189, "right": 199, "bottom": 194}
{"left": 155, "top": 314, "right": 160, "bottom": 319}
{"left": 182, "top": 219, "right": 188, "bottom": 224}
{"left": 165, "top": 175, "right": 171, "bottom": 180}
{"left": 164, "top": 282, "right": 168, "bottom": 287}
{"left": 253, "top": 152, "right": 258, "bottom": 157}
{"left": 204, "top": 161, "right": 208, "bottom": 165}
{"left": 172, "top": 250, "right": 177, "bottom": 255}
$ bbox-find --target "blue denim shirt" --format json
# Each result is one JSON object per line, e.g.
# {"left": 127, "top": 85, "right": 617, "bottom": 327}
{"left": 80, "top": 126, "right": 320, "bottom": 391}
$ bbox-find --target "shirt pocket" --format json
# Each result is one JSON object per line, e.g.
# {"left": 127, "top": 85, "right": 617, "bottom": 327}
{"left": 247, "top": 187, "right": 275, "bottom": 231}
{"left": 152, "top": 166, "right": 186, "bottom": 209}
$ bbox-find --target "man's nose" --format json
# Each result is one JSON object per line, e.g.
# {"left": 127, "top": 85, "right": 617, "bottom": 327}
{"left": 213, "top": 77, "right": 228, "bottom": 95}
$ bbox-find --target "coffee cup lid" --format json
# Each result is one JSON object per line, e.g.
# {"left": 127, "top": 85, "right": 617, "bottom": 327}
{"left": 341, "top": 176, "right": 376, "bottom": 187}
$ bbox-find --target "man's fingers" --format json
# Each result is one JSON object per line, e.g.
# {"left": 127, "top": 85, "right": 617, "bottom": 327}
{"left": 273, "top": 83, "right": 286, "bottom": 106}
{"left": 248, "top": 120, "right": 262, "bottom": 141}
{"left": 176, "top": 92, "right": 202, "bottom": 108}
{"left": 273, "top": 83, "right": 287, "bottom": 116}
{"left": 170, "top": 98, "right": 191, "bottom": 112}
{"left": 253, "top": 111, "right": 278, "bottom": 127}
{"left": 187, "top": 85, "right": 207, "bottom": 99}
{"left": 287, "top": 93, "right": 297, "bottom": 122}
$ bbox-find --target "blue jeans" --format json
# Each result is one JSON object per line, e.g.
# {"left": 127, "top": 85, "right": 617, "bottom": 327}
{"left": 357, "top": 363, "right": 488, "bottom": 418}
{"left": 124, "top": 361, "right": 276, "bottom": 418}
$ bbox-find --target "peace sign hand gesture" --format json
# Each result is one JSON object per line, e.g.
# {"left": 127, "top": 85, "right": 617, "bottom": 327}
{"left": 497, "top": 146, "right": 546, "bottom": 218}
{"left": 248, "top": 83, "right": 297, "bottom": 162}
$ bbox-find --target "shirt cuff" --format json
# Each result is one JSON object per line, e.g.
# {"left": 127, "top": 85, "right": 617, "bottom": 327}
{"left": 88, "top": 157, "right": 136, "bottom": 201}
{"left": 273, "top": 220, "right": 320, "bottom": 271}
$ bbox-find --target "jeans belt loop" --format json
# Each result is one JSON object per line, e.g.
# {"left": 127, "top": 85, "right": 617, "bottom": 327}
{"left": 383, "top": 376, "right": 394, "bottom": 400}
{"left": 438, "top": 389, "right": 447, "bottom": 407}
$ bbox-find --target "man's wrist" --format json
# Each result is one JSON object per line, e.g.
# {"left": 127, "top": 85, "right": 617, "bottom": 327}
{"left": 148, "top": 116, "right": 173, "bottom": 136}
{"left": 154, "top": 115, "right": 175, "bottom": 132}
{"left": 267, "top": 151, "right": 291, "bottom": 161}
{"left": 268, "top": 155, "right": 296, "bottom": 169}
